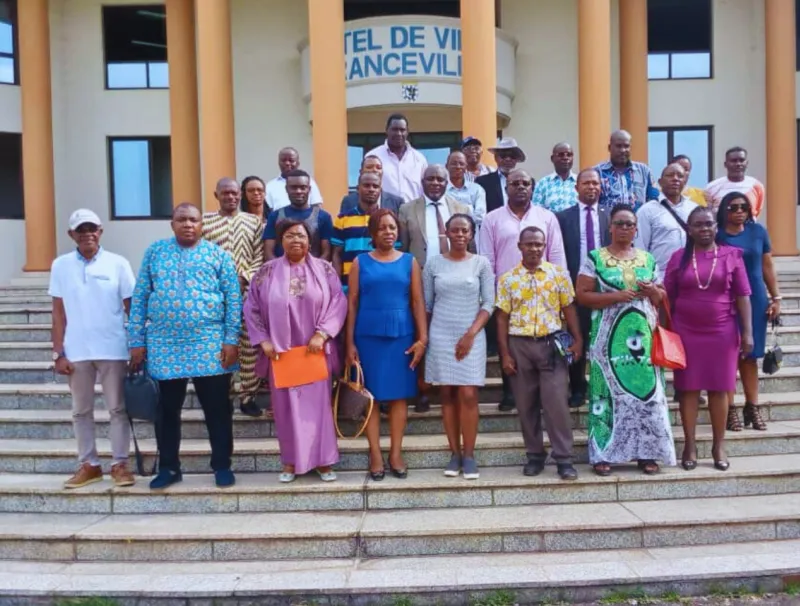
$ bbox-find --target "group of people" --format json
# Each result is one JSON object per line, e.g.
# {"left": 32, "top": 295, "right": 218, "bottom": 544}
{"left": 49, "top": 111, "right": 779, "bottom": 491}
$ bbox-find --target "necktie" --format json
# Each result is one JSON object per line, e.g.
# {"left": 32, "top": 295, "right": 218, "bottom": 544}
{"left": 433, "top": 202, "right": 449, "bottom": 254}
{"left": 586, "top": 206, "right": 596, "bottom": 252}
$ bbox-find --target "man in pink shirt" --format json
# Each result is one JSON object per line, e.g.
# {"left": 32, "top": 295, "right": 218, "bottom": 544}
{"left": 479, "top": 168, "right": 567, "bottom": 412}
{"left": 366, "top": 114, "right": 428, "bottom": 201}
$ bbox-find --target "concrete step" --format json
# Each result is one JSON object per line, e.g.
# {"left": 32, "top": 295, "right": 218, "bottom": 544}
{"left": 0, "top": 454, "right": 798, "bottom": 514}
{"left": 1, "top": 422, "right": 799, "bottom": 474}
{"left": 0, "top": 393, "right": 798, "bottom": 440}
{"left": 0, "top": 307, "right": 50, "bottom": 325}
{"left": 1, "top": 539, "right": 799, "bottom": 603}
{"left": 0, "top": 343, "right": 52, "bottom": 362}
{"left": 0, "top": 492, "right": 799, "bottom": 561}
{"left": 0, "top": 325, "right": 51, "bottom": 343}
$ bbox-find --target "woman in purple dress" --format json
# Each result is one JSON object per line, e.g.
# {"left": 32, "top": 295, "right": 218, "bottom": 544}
{"left": 665, "top": 207, "right": 753, "bottom": 472}
{"left": 244, "top": 220, "right": 347, "bottom": 483}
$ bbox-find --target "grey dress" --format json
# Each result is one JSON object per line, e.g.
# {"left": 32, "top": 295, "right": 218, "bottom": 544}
{"left": 423, "top": 254, "right": 495, "bottom": 386}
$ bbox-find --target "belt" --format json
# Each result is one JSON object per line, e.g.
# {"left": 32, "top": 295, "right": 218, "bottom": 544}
{"left": 511, "top": 333, "right": 557, "bottom": 343}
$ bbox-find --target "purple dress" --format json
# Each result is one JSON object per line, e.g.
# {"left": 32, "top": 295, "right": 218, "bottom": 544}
{"left": 243, "top": 256, "right": 347, "bottom": 474}
{"left": 664, "top": 246, "right": 751, "bottom": 392}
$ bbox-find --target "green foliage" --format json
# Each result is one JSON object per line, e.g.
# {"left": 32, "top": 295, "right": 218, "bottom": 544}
{"left": 470, "top": 589, "right": 517, "bottom": 606}
{"left": 55, "top": 599, "right": 119, "bottom": 606}
{"left": 599, "top": 586, "right": 648, "bottom": 604}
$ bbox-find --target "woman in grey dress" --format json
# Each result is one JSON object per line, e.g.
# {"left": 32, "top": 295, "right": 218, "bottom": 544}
{"left": 423, "top": 214, "right": 495, "bottom": 480}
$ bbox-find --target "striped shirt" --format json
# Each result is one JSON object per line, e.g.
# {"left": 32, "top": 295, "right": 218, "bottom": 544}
{"left": 332, "top": 206, "right": 400, "bottom": 289}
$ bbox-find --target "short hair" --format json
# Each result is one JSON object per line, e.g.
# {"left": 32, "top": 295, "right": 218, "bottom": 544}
{"left": 385, "top": 113, "right": 409, "bottom": 130}
{"left": 519, "top": 226, "right": 545, "bottom": 242}
{"left": 610, "top": 202, "right": 636, "bottom": 220}
{"left": 284, "top": 169, "right": 310, "bottom": 181}
{"left": 361, "top": 154, "right": 382, "bottom": 167}
{"left": 445, "top": 213, "right": 476, "bottom": 238}
{"left": 367, "top": 208, "right": 398, "bottom": 245}
{"left": 725, "top": 146, "right": 747, "bottom": 159}
{"left": 172, "top": 202, "right": 200, "bottom": 218}
{"left": 276, "top": 218, "right": 311, "bottom": 242}
{"left": 576, "top": 168, "right": 600, "bottom": 183}
{"left": 358, "top": 171, "right": 381, "bottom": 185}
{"left": 671, "top": 154, "right": 691, "bottom": 163}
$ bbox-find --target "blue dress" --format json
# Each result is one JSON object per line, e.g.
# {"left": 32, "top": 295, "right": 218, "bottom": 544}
{"left": 718, "top": 222, "right": 771, "bottom": 358}
{"left": 354, "top": 253, "right": 418, "bottom": 401}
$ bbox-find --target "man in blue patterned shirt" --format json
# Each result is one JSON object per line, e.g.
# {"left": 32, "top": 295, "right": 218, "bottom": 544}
{"left": 594, "top": 130, "right": 659, "bottom": 211}
{"left": 532, "top": 142, "right": 578, "bottom": 212}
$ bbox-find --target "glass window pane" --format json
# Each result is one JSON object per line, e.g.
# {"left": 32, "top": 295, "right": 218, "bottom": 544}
{"left": 647, "top": 54, "right": 670, "bottom": 79}
{"left": 419, "top": 147, "right": 451, "bottom": 166}
{"left": 107, "top": 63, "right": 147, "bottom": 88}
{"left": 0, "top": 56, "right": 13, "bottom": 84}
{"left": 148, "top": 62, "right": 169, "bottom": 88}
{"left": 670, "top": 52, "right": 711, "bottom": 78}
{"left": 0, "top": 21, "right": 11, "bottom": 55}
{"left": 347, "top": 146, "right": 363, "bottom": 189}
{"left": 672, "top": 129, "right": 711, "bottom": 187}
{"left": 648, "top": 131, "right": 669, "bottom": 178}
{"left": 111, "top": 140, "right": 152, "bottom": 217}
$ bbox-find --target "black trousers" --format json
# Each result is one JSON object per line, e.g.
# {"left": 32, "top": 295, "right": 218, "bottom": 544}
{"left": 486, "top": 311, "right": 513, "bottom": 400}
{"left": 157, "top": 373, "right": 234, "bottom": 473}
{"left": 568, "top": 305, "right": 592, "bottom": 397}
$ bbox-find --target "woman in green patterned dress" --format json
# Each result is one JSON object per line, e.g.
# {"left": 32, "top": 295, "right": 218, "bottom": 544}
{"left": 575, "top": 204, "right": 677, "bottom": 476}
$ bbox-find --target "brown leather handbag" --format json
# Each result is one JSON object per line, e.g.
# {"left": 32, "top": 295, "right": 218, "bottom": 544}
{"left": 333, "top": 362, "right": 375, "bottom": 439}
{"left": 651, "top": 299, "right": 687, "bottom": 370}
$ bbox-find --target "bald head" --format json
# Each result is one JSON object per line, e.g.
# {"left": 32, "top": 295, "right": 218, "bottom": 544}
{"left": 422, "top": 164, "right": 448, "bottom": 202}
{"left": 278, "top": 147, "right": 300, "bottom": 176}
{"left": 609, "top": 130, "right": 632, "bottom": 168}
{"left": 507, "top": 169, "right": 534, "bottom": 208}
{"left": 551, "top": 142, "right": 574, "bottom": 176}
{"left": 214, "top": 177, "right": 241, "bottom": 215}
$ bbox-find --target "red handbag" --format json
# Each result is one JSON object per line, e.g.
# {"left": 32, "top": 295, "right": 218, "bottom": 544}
{"left": 651, "top": 299, "right": 687, "bottom": 370}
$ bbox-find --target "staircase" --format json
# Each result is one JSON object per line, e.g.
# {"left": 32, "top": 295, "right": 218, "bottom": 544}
{"left": 1, "top": 269, "right": 800, "bottom": 605}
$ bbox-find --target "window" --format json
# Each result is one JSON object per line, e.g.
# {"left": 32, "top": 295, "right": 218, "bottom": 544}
{"left": 0, "top": 0, "right": 17, "bottom": 85}
{"left": 0, "top": 132, "right": 22, "bottom": 218}
{"left": 648, "top": 127, "right": 713, "bottom": 188}
{"left": 108, "top": 137, "right": 172, "bottom": 219}
{"left": 102, "top": 5, "right": 168, "bottom": 89}
{"left": 648, "top": 0, "right": 712, "bottom": 80}
{"left": 344, "top": 0, "right": 501, "bottom": 26}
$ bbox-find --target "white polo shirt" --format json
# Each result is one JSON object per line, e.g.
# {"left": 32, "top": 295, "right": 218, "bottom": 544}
{"left": 48, "top": 248, "right": 136, "bottom": 362}
{"left": 266, "top": 175, "right": 323, "bottom": 211}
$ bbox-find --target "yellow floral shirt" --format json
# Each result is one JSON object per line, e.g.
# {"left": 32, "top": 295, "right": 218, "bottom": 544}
{"left": 496, "top": 262, "right": 575, "bottom": 337}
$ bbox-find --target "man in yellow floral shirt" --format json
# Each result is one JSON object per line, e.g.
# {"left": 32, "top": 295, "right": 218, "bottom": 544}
{"left": 496, "top": 226, "right": 582, "bottom": 481}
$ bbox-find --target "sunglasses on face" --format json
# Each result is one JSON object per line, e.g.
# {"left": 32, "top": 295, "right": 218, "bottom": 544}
{"left": 612, "top": 220, "right": 636, "bottom": 229}
{"left": 75, "top": 225, "right": 100, "bottom": 234}
{"left": 729, "top": 203, "right": 750, "bottom": 212}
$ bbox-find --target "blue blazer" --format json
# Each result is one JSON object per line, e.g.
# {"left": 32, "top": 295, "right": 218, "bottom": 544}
{"left": 339, "top": 191, "right": 404, "bottom": 216}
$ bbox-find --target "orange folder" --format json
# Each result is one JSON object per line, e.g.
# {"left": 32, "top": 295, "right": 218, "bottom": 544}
{"left": 271, "top": 346, "right": 329, "bottom": 389}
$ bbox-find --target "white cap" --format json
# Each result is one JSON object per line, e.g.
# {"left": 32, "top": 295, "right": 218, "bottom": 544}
{"left": 68, "top": 209, "right": 102, "bottom": 231}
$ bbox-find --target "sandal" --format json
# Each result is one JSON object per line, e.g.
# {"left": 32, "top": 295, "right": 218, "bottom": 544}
{"left": 593, "top": 462, "right": 612, "bottom": 477}
{"left": 743, "top": 402, "right": 767, "bottom": 431}
{"left": 637, "top": 459, "right": 659, "bottom": 475}
{"left": 727, "top": 406, "right": 743, "bottom": 432}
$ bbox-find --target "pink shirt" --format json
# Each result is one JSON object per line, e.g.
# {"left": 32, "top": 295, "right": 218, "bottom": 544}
{"left": 366, "top": 141, "right": 427, "bottom": 202}
{"left": 478, "top": 204, "right": 567, "bottom": 279}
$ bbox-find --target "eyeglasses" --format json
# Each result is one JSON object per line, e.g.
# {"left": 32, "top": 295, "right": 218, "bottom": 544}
{"left": 729, "top": 203, "right": 750, "bottom": 212}
{"left": 612, "top": 220, "right": 636, "bottom": 229}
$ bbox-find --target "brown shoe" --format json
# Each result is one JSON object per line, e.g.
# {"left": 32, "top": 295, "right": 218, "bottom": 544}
{"left": 110, "top": 462, "right": 135, "bottom": 487}
{"left": 64, "top": 462, "right": 103, "bottom": 489}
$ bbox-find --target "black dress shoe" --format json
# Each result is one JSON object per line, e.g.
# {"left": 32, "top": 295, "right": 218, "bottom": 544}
{"left": 498, "top": 395, "right": 515, "bottom": 412}
{"left": 240, "top": 401, "right": 263, "bottom": 418}
{"left": 557, "top": 464, "right": 578, "bottom": 481}
{"left": 568, "top": 392, "right": 585, "bottom": 409}
{"left": 523, "top": 459, "right": 545, "bottom": 476}
{"left": 414, "top": 396, "right": 430, "bottom": 413}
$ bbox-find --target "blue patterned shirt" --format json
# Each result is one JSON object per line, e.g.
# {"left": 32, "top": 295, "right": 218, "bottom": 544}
{"left": 532, "top": 172, "right": 578, "bottom": 212}
{"left": 128, "top": 238, "right": 242, "bottom": 380}
{"left": 594, "top": 161, "right": 659, "bottom": 211}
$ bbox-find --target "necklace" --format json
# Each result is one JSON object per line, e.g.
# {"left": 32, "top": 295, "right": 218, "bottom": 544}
{"left": 692, "top": 245, "right": 718, "bottom": 290}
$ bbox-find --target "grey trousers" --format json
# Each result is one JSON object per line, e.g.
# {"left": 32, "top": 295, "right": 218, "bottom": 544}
{"left": 68, "top": 360, "right": 130, "bottom": 466}
{"left": 507, "top": 336, "right": 574, "bottom": 463}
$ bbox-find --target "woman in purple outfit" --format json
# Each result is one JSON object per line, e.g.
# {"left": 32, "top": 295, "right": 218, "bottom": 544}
{"left": 665, "top": 207, "right": 753, "bottom": 472}
{"left": 244, "top": 219, "right": 348, "bottom": 483}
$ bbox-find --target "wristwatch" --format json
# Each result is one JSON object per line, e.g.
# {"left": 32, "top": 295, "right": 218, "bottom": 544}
{"left": 52, "top": 351, "right": 64, "bottom": 361}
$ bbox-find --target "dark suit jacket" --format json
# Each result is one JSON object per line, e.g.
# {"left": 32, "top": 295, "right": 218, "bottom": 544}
{"left": 475, "top": 172, "right": 505, "bottom": 214}
{"left": 556, "top": 204, "right": 611, "bottom": 285}
{"left": 339, "top": 191, "right": 404, "bottom": 216}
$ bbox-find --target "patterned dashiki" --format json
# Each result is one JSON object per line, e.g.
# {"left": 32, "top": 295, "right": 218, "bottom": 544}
{"left": 128, "top": 238, "right": 242, "bottom": 381}
{"left": 704, "top": 175, "right": 766, "bottom": 217}
{"left": 578, "top": 248, "right": 676, "bottom": 466}
{"left": 202, "top": 211, "right": 264, "bottom": 403}
{"left": 594, "top": 161, "right": 660, "bottom": 211}
{"left": 532, "top": 172, "right": 579, "bottom": 213}
{"left": 495, "top": 262, "right": 574, "bottom": 338}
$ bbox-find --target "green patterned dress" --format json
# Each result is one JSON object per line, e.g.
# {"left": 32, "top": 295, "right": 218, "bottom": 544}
{"left": 580, "top": 248, "right": 676, "bottom": 466}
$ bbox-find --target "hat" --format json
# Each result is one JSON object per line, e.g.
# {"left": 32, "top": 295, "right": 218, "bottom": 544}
{"left": 488, "top": 137, "right": 526, "bottom": 162}
{"left": 68, "top": 209, "right": 102, "bottom": 231}
{"left": 460, "top": 136, "right": 482, "bottom": 148}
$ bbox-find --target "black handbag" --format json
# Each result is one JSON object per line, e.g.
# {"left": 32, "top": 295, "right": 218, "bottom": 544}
{"left": 762, "top": 318, "right": 783, "bottom": 376}
{"left": 123, "top": 370, "right": 160, "bottom": 476}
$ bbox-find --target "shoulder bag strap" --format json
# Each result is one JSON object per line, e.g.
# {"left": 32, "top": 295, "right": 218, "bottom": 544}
{"left": 657, "top": 297, "right": 675, "bottom": 331}
{"left": 660, "top": 200, "right": 689, "bottom": 235}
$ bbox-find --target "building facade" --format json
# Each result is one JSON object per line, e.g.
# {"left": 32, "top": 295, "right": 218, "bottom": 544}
{"left": 0, "top": 0, "right": 797, "bottom": 283}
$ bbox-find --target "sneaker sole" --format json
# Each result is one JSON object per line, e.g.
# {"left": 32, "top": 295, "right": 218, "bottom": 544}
{"left": 463, "top": 472, "right": 480, "bottom": 480}
{"left": 64, "top": 475, "right": 103, "bottom": 489}
{"left": 113, "top": 479, "right": 136, "bottom": 487}
{"left": 443, "top": 469, "right": 460, "bottom": 477}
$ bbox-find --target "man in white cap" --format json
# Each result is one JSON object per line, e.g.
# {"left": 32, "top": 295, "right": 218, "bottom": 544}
{"left": 475, "top": 138, "right": 528, "bottom": 214}
{"left": 48, "top": 209, "right": 136, "bottom": 489}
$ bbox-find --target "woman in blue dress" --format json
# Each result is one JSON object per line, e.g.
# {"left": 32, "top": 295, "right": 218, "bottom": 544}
{"left": 717, "top": 191, "right": 782, "bottom": 432}
{"left": 345, "top": 209, "right": 428, "bottom": 481}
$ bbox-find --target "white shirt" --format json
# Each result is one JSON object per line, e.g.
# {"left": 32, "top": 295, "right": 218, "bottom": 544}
{"left": 577, "top": 201, "right": 602, "bottom": 269}
{"left": 48, "top": 248, "right": 136, "bottom": 362}
{"left": 424, "top": 195, "right": 451, "bottom": 261}
{"left": 635, "top": 196, "right": 699, "bottom": 273}
{"left": 366, "top": 141, "right": 428, "bottom": 201}
{"left": 266, "top": 176, "right": 323, "bottom": 211}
